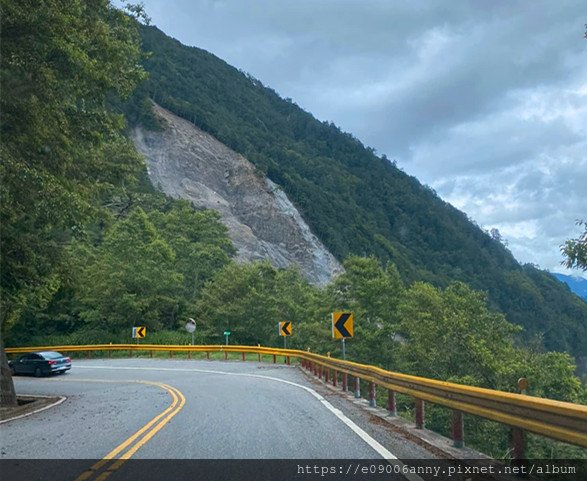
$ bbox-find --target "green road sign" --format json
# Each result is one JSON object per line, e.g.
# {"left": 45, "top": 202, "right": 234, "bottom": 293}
{"left": 223, "top": 331, "right": 231, "bottom": 336}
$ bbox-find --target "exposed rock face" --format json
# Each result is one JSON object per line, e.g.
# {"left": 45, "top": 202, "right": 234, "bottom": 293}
{"left": 132, "top": 104, "right": 343, "bottom": 285}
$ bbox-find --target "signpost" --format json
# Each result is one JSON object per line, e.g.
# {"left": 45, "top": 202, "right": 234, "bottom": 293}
{"left": 224, "top": 330, "right": 231, "bottom": 345}
{"left": 278, "top": 321, "right": 292, "bottom": 348}
{"left": 132, "top": 326, "right": 146, "bottom": 344}
{"left": 331, "top": 312, "right": 353, "bottom": 360}
{"left": 185, "top": 318, "right": 196, "bottom": 345}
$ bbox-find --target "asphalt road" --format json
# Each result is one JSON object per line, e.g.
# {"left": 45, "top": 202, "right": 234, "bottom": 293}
{"left": 1, "top": 359, "right": 440, "bottom": 480}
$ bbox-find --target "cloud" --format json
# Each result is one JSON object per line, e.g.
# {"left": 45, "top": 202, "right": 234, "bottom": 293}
{"left": 137, "top": 0, "right": 587, "bottom": 276}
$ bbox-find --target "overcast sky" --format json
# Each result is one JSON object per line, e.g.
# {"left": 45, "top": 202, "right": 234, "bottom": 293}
{"left": 134, "top": 0, "right": 586, "bottom": 277}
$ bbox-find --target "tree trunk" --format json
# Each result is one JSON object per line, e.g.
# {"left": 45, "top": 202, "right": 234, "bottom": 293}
{"left": 0, "top": 335, "right": 17, "bottom": 407}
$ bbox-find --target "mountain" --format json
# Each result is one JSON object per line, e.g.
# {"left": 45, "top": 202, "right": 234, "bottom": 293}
{"left": 553, "top": 273, "right": 587, "bottom": 300}
{"left": 124, "top": 24, "right": 587, "bottom": 357}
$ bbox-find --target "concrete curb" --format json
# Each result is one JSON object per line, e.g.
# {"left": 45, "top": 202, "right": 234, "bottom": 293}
{"left": 0, "top": 395, "right": 67, "bottom": 425}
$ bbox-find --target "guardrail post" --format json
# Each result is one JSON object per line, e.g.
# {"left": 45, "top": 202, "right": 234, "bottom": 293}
{"left": 258, "top": 353, "right": 261, "bottom": 362}
{"left": 188, "top": 351, "right": 191, "bottom": 360}
{"left": 313, "top": 363, "right": 318, "bottom": 376}
{"left": 129, "top": 349, "right": 132, "bottom": 358}
{"left": 354, "top": 377, "right": 361, "bottom": 398}
{"left": 169, "top": 351, "right": 173, "bottom": 358}
{"left": 286, "top": 356, "right": 290, "bottom": 365}
{"left": 86, "top": 351, "right": 91, "bottom": 359}
{"left": 387, "top": 389, "right": 397, "bottom": 416}
{"left": 415, "top": 399, "right": 425, "bottom": 429}
{"left": 369, "top": 382, "right": 376, "bottom": 407}
{"left": 224, "top": 351, "right": 228, "bottom": 361}
{"left": 452, "top": 410, "right": 464, "bottom": 448}
{"left": 108, "top": 351, "right": 112, "bottom": 359}
{"left": 319, "top": 365, "right": 323, "bottom": 380}
{"left": 273, "top": 354, "right": 276, "bottom": 364}
{"left": 342, "top": 372, "right": 348, "bottom": 391}
{"left": 242, "top": 352, "right": 246, "bottom": 361}
{"left": 206, "top": 351, "right": 210, "bottom": 360}
{"left": 149, "top": 351, "right": 153, "bottom": 359}
{"left": 511, "top": 427, "right": 526, "bottom": 461}
{"left": 333, "top": 370, "right": 337, "bottom": 387}
{"left": 324, "top": 368, "right": 329, "bottom": 383}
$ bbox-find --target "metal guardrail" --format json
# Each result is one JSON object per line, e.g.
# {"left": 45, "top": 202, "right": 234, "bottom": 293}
{"left": 6, "top": 343, "right": 587, "bottom": 452}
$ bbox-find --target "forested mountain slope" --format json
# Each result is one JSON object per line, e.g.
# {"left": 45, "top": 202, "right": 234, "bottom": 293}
{"left": 126, "top": 25, "right": 587, "bottom": 357}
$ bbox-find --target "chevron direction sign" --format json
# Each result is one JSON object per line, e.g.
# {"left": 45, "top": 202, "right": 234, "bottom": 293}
{"left": 332, "top": 312, "right": 353, "bottom": 339}
{"left": 132, "top": 326, "right": 146, "bottom": 339}
{"left": 279, "top": 321, "right": 292, "bottom": 337}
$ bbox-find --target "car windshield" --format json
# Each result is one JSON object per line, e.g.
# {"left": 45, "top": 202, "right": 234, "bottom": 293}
{"left": 40, "top": 351, "right": 63, "bottom": 359}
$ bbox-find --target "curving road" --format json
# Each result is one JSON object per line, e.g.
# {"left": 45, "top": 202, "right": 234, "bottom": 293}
{"left": 1, "top": 359, "right": 440, "bottom": 480}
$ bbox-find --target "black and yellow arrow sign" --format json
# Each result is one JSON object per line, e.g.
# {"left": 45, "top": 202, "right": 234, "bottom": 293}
{"left": 279, "top": 321, "right": 292, "bottom": 336}
{"left": 332, "top": 312, "right": 353, "bottom": 339}
{"left": 133, "top": 326, "right": 146, "bottom": 338}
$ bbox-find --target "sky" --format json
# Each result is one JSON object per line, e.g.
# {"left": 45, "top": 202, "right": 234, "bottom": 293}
{"left": 133, "top": 0, "right": 586, "bottom": 276}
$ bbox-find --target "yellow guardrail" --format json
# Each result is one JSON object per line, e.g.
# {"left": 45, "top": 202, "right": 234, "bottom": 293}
{"left": 6, "top": 343, "right": 587, "bottom": 449}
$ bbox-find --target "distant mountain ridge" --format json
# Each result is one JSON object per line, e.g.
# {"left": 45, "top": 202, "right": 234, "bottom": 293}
{"left": 553, "top": 273, "right": 587, "bottom": 300}
{"left": 124, "top": 24, "right": 587, "bottom": 357}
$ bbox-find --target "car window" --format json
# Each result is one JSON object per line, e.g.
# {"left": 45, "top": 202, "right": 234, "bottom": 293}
{"left": 22, "top": 354, "right": 38, "bottom": 360}
{"left": 40, "top": 351, "right": 63, "bottom": 359}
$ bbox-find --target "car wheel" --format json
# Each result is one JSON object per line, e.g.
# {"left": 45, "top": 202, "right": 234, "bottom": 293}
{"left": 34, "top": 367, "right": 43, "bottom": 378}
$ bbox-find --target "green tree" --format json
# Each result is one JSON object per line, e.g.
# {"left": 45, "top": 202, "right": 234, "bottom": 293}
{"left": 196, "top": 262, "right": 320, "bottom": 346}
{"left": 79, "top": 209, "right": 183, "bottom": 331}
{"left": 561, "top": 220, "right": 587, "bottom": 271}
{"left": 148, "top": 201, "right": 235, "bottom": 302}
{"left": 396, "top": 282, "right": 523, "bottom": 388}
{"left": 326, "top": 256, "right": 404, "bottom": 367}
{"left": 0, "top": 0, "right": 145, "bottom": 405}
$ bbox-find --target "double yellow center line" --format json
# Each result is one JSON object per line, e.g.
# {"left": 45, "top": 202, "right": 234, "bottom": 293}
{"left": 73, "top": 380, "right": 185, "bottom": 481}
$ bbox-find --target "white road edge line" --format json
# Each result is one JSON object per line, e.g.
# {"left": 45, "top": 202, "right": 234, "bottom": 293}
{"left": 76, "top": 364, "right": 424, "bottom": 481}
{"left": 0, "top": 395, "right": 67, "bottom": 425}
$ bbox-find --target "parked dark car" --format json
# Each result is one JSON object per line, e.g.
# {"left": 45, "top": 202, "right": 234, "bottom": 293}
{"left": 9, "top": 351, "right": 71, "bottom": 377}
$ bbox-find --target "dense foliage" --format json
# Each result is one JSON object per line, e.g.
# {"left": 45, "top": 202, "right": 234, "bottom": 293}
{"left": 4, "top": 183, "right": 236, "bottom": 346}
{"left": 128, "top": 25, "right": 587, "bottom": 357}
{"left": 0, "top": 0, "right": 145, "bottom": 331}
{"left": 0, "top": 0, "right": 147, "bottom": 405}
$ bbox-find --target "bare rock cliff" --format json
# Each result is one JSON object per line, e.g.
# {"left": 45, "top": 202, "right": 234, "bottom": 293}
{"left": 132, "top": 104, "right": 343, "bottom": 285}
